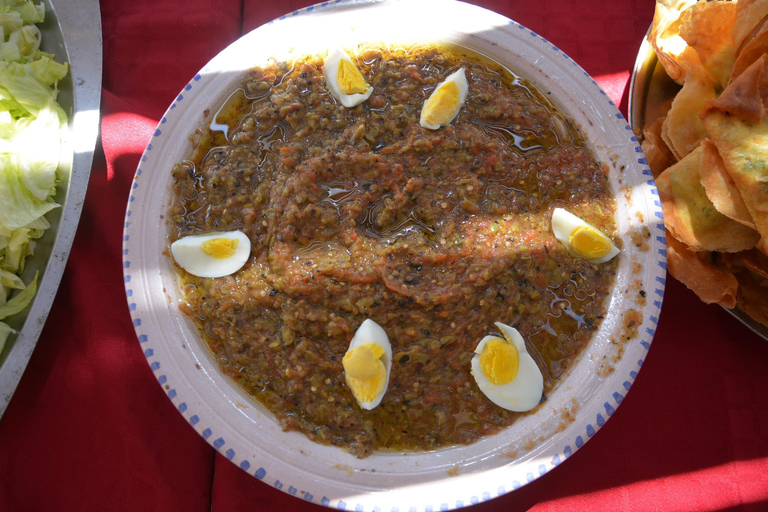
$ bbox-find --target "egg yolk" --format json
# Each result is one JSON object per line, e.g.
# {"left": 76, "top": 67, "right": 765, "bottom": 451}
{"left": 201, "top": 237, "right": 239, "bottom": 259}
{"left": 422, "top": 81, "right": 460, "bottom": 127}
{"left": 337, "top": 59, "right": 368, "bottom": 95}
{"left": 570, "top": 226, "right": 613, "bottom": 260}
{"left": 343, "top": 344, "right": 386, "bottom": 402}
{"left": 478, "top": 337, "right": 519, "bottom": 385}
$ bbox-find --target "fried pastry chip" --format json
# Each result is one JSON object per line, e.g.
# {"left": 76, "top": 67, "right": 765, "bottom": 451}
{"left": 742, "top": 248, "right": 768, "bottom": 278}
{"left": 650, "top": 0, "right": 701, "bottom": 83}
{"left": 723, "top": 249, "right": 768, "bottom": 324}
{"left": 666, "top": 232, "right": 738, "bottom": 308}
{"left": 704, "top": 53, "right": 768, "bottom": 123}
{"left": 679, "top": 0, "right": 738, "bottom": 89}
{"left": 732, "top": 0, "right": 768, "bottom": 58}
{"left": 701, "top": 56, "right": 768, "bottom": 255}
{"left": 642, "top": 117, "right": 677, "bottom": 178}
{"left": 733, "top": 18, "right": 768, "bottom": 78}
{"left": 735, "top": 268, "right": 768, "bottom": 325}
{"left": 661, "top": 64, "right": 716, "bottom": 159}
{"left": 700, "top": 139, "right": 757, "bottom": 229}
{"left": 657, "top": 146, "right": 760, "bottom": 252}
{"left": 727, "top": 248, "right": 768, "bottom": 278}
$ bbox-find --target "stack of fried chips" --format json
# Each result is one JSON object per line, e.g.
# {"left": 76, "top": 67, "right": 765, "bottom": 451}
{"left": 645, "top": 0, "right": 768, "bottom": 327}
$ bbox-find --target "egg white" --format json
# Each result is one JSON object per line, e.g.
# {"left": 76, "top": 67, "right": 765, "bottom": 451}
{"left": 170, "top": 230, "right": 251, "bottom": 278}
{"left": 471, "top": 322, "right": 543, "bottom": 412}
{"left": 344, "top": 319, "right": 392, "bottom": 410}
{"left": 551, "top": 207, "right": 620, "bottom": 264}
{"left": 323, "top": 46, "right": 373, "bottom": 108}
{"left": 420, "top": 67, "right": 468, "bottom": 130}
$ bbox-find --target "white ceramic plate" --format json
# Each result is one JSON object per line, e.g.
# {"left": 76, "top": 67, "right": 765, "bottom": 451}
{"left": 122, "top": 1, "right": 666, "bottom": 510}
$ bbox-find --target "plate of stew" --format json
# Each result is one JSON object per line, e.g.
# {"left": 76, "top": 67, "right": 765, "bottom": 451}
{"left": 123, "top": 0, "right": 666, "bottom": 509}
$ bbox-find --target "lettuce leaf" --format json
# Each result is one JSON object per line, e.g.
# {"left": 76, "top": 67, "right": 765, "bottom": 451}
{"left": 0, "top": 270, "right": 35, "bottom": 352}
{"left": 0, "top": 267, "right": 24, "bottom": 291}
{"left": 0, "top": 270, "right": 36, "bottom": 319}
{"left": 0, "top": 321, "right": 12, "bottom": 354}
{"left": 9, "top": 24, "right": 38, "bottom": 56}
{"left": 0, "top": 11, "right": 23, "bottom": 36}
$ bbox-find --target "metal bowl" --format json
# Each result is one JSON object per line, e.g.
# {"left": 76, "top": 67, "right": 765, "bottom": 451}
{"left": 0, "top": 0, "right": 102, "bottom": 417}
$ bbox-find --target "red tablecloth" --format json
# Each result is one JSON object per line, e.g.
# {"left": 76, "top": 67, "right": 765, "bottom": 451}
{"left": 2, "top": 0, "right": 768, "bottom": 510}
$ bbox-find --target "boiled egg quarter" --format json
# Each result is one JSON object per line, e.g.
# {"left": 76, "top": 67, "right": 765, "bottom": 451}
{"left": 471, "top": 322, "right": 543, "bottom": 412}
{"left": 551, "top": 207, "right": 620, "bottom": 264}
{"left": 323, "top": 47, "right": 373, "bottom": 108}
{"left": 420, "top": 68, "right": 468, "bottom": 130}
{"left": 171, "top": 230, "right": 251, "bottom": 278}
{"left": 343, "top": 319, "right": 392, "bottom": 410}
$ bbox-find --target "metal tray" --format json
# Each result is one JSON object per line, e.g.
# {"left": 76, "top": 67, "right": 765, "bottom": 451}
{"left": 0, "top": 0, "right": 102, "bottom": 418}
{"left": 628, "top": 27, "right": 768, "bottom": 342}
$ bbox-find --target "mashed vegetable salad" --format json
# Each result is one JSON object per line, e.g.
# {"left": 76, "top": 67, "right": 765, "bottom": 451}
{"left": 0, "top": 0, "right": 68, "bottom": 352}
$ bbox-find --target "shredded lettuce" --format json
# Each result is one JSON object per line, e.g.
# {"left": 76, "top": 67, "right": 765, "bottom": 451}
{"left": 0, "top": 0, "right": 67, "bottom": 352}
{"left": 0, "top": 267, "right": 24, "bottom": 289}
{"left": 0, "top": 321, "right": 12, "bottom": 353}
{"left": 0, "top": 270, "right": 36, "bottom": 319}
